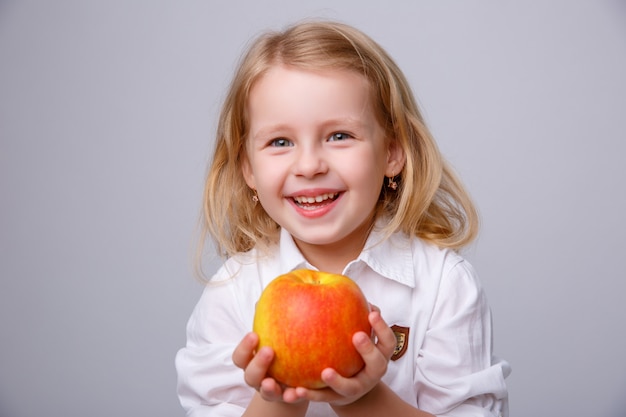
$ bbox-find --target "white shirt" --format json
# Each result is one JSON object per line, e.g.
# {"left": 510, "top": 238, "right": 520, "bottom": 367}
{"left": 175, "top": 225, "right": 510, "bottom": 417}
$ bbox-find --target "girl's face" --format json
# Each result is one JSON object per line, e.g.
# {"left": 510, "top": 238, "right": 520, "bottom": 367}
{"left": 242, "top": 65, "right": 404, "bottom": 271}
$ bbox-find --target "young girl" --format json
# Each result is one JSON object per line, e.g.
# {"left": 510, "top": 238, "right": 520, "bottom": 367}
{"left": 176, "top": 20, "right": 510, "bottom": 417}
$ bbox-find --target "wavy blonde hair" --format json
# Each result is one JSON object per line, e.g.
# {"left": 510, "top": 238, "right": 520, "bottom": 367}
{"left": 199, "top": 20, "right": 478, "bottom": 264}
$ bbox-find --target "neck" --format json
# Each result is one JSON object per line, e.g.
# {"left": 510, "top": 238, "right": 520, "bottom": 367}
{"left": 294, "top": 218, "right": 375, "bottom": 274}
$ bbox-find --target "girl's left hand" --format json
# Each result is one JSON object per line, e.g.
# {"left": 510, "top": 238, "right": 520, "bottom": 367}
{"left": 294, "top": 306, "right": 397, "bottom": 406}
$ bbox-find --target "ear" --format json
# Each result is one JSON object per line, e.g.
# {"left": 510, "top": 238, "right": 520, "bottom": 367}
{"left": 241, "top": 153, "right": 256, "bottom": 189}
{"left": 385, "top": 138, "right": 406, "bottom": 177}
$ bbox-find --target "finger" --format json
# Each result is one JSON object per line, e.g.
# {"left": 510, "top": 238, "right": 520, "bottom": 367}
{"left": 307, "top": 367, "right": 378, "bottom": 406}
{"left": 282, "top": 386, "right": 305, "bottom": 403}
{"left": 243, "top": 346, "right": 274, "bottom": 388}
{"left": 352, "top": 330, "right": 388, "bottom": 375}
{"left": 258, "top": 376, "right": 283, "bottom": 401}
{"left": 294, "top": 384, "right": 344, "bottom": 404}
{"left": 369, "top": 310, "right": 396, "bottom": 359}
{"left": 369, "top": 303, "right": 381, "bottom": 314}
{"left": 320, "top": 367, "right": 364, "bottom": 398}
{"left": 340, "top": 329, "right": 389, "bottom": 387}
{"left": 259, "top": 379, "right": 308, "bottom": 404}
{"left": 232, "top": 332, "right": 258, "bottom": 369}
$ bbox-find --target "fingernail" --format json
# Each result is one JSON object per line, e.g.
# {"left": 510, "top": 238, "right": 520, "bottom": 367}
{"left": 322, "top": 368, "right": 336, "bottom": 382}
{"left": 258, "top": 346, "right": 273, "bottom": 360}
{"left": 355, "top": 332, "right": 369, "bottom": 345}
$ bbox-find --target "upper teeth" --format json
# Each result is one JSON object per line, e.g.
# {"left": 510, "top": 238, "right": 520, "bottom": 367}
{"left": 293, "top": 193, "right": 337, "bottom": 204}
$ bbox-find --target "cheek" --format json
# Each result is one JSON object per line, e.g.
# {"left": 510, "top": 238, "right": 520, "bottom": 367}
{"left": 351, "top": 149, "right": 388, "bottom": 181}
{"left": 252, "top": 162, "right": 287, "bottom": 191}
{"left": 348, "top": 160, "right": 386, "bottom": 196}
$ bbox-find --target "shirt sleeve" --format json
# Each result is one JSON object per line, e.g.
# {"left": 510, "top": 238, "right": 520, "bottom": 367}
{"left": 175, "top": 277, "right": 256, "bottom": 417}
{"left": 415, "top": 259, "right": 511, "bottom": 417}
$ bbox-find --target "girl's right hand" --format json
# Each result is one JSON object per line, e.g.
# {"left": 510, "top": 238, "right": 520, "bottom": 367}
{"left": 232, "top": 332, "right": 305, "bottom": 404}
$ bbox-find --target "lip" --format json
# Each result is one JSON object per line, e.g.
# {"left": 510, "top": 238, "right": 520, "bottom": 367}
{"left": 286, "top": 189, "right": 343, "bottom": 219}
{"left": 286, "top": 188, "right": 343, "bottom": 198}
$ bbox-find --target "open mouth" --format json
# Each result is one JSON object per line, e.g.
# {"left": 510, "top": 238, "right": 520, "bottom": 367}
{"left": 292, "top": 192, "right": 340, "bottom": 210}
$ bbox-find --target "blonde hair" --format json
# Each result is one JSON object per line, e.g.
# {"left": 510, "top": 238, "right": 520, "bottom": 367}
{"left": 199, "top": 20, "right": 478, "bottom": 263}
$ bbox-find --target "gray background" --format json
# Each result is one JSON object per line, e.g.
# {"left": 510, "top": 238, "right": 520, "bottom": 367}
{"left": 1, "top": 1, "right": 625, "bottom": 416}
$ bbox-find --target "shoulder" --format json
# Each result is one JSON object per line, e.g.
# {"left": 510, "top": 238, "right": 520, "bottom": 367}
{"left": 406, "top": 234, "right": 484, "bottom": 297}
{"left": 201, "top": 244, "right": 287, "bottom": 305}
{"left": 190, "top": 247, "right": 281, "bottom": 336}
{"left": 207, "top": 249, "right": 263, "bottom": 283}
{"left": 406, "top": 234, "right": 470, "bottom": 275}
{"left": 411, "top": 238, "right": 488, "bottom": 314}
{"left": 363, "top": 228, "right": 475, "bottom": 289}
{"left": 208, "top": 246, "right": 277, "bottom": 282}
{"left": 208, "top": 229, "right": 302, "bottom": 286}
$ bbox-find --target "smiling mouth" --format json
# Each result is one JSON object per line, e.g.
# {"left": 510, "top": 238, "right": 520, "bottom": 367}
{"left": 292, "top": 192, "right": 339, "bottom": 209}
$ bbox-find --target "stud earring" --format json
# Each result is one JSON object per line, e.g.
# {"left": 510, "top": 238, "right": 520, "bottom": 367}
{"left": 252, "top": 190, "right": 259, "bottom": 204}
{"left": 387, "top": 174, "right": 398, "bottom": 190}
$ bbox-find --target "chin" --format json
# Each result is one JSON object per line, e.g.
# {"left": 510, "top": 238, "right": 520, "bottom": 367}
{"left": 290, "top": 228, "right": 358, "bottom": 247}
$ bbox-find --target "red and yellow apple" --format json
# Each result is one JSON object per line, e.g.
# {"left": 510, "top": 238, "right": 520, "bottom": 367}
{"left": 252, "top": 269, "right": 371, "bottom": 389}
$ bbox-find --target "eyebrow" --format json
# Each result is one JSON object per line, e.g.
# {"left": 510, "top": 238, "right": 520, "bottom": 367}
{"left": 250, "top": 118, "right": 369, "bottom": 141}
{"left": 250, "top": 124, "right": 291, "bottom": 141}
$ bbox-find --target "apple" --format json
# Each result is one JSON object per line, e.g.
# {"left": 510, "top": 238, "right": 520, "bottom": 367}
{"left": 252, "top": 269, "right": 371, "bottom": 389}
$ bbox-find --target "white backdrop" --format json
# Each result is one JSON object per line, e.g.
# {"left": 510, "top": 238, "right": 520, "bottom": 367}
{"left": 1, "top": 1, "right": 625, "bottom": 416}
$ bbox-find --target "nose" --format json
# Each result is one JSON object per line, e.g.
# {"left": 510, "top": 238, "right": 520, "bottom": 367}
{"left": 292, "top": 144, "right": 328, "bottom": 178}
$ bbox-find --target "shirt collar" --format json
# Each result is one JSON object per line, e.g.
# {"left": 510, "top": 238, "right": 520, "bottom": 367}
{"left": 277, "top": 219, "right": 416, "bottom": 288}
{"left": 278, "top": 227, "right": 309, "bottom": 272}
{"left": 357, "top": 222, "right": 415, "bottom": 288}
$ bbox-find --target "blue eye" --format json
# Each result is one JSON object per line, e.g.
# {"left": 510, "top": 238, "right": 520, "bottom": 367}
{"left": 329, "top": 132, "right": 352, "bottom": 141}
{"left": 269, "top": 138, "right": 293, "bottom": 147}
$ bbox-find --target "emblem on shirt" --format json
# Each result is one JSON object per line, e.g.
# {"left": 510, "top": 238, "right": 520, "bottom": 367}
{"left": 390, "top": 325, "right": 410, "bottom": 361}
